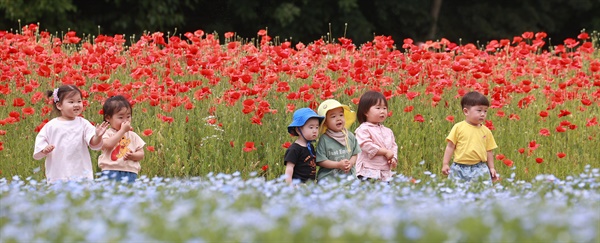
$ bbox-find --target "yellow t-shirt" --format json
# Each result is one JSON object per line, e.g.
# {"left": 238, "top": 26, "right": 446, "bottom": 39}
{"left": 446, "top": 121, "right": 497, "bottom": 165}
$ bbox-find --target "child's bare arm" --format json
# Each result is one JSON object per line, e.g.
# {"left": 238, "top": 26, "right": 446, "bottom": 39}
{"left": 285, "top": 163, "right": 295, "bottom": 184}
{"left": 318, "top": 160, "right": 345, "bottom": 170}
{"left": 102, "top": 121, "right": 130, "bottom": 150}
{"left": 487, "top": 150, "right": 497, "bottom": 180}
{"left": 124, "top": 147, "right": 145, "bottom": 161}
{"left": 442, "top": 141, "right": 455, "bottom": 175}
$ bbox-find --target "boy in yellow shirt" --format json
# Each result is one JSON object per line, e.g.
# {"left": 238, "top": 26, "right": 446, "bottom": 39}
{"left": 442, "top": 91, "right": 498, "bottom": 182}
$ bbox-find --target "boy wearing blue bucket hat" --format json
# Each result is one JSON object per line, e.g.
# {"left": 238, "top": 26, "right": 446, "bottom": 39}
{"left": 284, "top": 108, "right": 324, "bottom": 184}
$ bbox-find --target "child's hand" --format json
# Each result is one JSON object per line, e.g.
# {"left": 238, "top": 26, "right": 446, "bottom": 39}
{"left": 120, "top": 121, "right": 132, "bottom": 132}
{"left": 441, "top": 164, "right": 450, "bottom": 176}
{"left": 96, "top": 121, "right": 110, "bottom": 137}
{"left": 41, "top": 145, "right": 55, "bottom": 154}
{"left": 489, "top": 168, "right": 498, "bottom": 182}
{"left": 123, "top": 150, "right": 141, "bottom": 161}
{"left": 385, "top": 150, "right": 394, "bottom": 160}
{"left": 339, "top": 159, "right": 351, "bottom": 173}
{"left": 388, "top": 158, "right": 397, "bottom": 169}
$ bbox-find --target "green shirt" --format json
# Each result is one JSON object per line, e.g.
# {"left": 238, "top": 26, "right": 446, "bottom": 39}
{"left": 315, "top": 132, "right": 361, "bottom": 181}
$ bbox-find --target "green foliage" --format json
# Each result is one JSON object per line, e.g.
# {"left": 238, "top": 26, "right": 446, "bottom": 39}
{"left": 2, "top": 0, "right": 600, "bottom": 44}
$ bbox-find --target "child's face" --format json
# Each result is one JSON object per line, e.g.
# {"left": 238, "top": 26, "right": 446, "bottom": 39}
{"left": 463, "top": 105, "right": 488, "bottom": 125}
{"left": 108, "top": 107, "right": 132, "bottom": 131}
{"left": 56, "top": 93, "right": 83, "bottom": 120}
{"left": 325, "top": 107, "right": 345, "bottom": 132}
{"left": 297, "top": 118, "right": 320, "bottom": 141}
{"left": 365, "top": 100, "right": 388, "bottom": 124}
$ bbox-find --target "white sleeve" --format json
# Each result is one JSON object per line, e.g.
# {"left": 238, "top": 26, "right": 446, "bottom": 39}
{"left": 33, "top": 126, "right": 49, "bottom": 160}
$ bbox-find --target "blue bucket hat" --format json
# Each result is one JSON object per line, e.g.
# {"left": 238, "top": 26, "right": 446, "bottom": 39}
{"left": 287, "top": 108, "right": 325, "bottom": 136}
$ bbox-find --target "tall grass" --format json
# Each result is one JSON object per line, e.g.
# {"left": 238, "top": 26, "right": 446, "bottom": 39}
{"left": 0, "top": 27, "right": 598, "bottom": 182}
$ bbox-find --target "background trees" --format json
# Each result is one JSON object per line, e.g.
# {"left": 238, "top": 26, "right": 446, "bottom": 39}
{"left": 1, "top": 0, "right": 599, "bottom": 44}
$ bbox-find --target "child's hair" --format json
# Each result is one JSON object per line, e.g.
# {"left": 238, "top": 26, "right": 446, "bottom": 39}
{"left": 102, "top": 95, "right": 132, "bottom": 121}
{"left": 460, "top": 91, "right": 490, "bottom": 109}
{"left": 356, "top": 90, "right": 387, "bottom": 124}
{"left": 45, "top": 85, "right": 83, "bottom": 116}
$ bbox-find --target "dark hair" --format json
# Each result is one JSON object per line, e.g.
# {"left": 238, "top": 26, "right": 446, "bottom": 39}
{"left": 460, "top": 91, "right": 489, "bottom": 109}
{"left": 357, "top": 90, "right": 388, "bottom": 124}
{"left": 103, "top": 95, "right": 132, "bottom": 122}
{"left": 45, "top": 85, "right": 83, "bottom": 116}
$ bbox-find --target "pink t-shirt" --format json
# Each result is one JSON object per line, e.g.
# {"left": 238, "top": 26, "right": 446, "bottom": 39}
{"left": 98, "top": 128, "right": 145, "bottom": 174}
{"left": 33, "top": 117, "right": 102, "bottom": 183}
{"left": 355, "top": 122, "right": 398, "bottom": 171}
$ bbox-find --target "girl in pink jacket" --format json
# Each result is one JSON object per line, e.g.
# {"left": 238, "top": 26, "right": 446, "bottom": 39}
{"left": 354, "top": 91, "right": 398, "bottom": 182}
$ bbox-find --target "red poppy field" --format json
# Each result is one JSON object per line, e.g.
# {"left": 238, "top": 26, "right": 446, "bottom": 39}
{"left": 0, "top": 25, "right": 598, "bottom": 181}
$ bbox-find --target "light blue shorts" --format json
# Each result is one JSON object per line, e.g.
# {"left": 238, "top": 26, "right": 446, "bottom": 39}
{"left": 449, "top": 162, "right": 492, "bottom": 183}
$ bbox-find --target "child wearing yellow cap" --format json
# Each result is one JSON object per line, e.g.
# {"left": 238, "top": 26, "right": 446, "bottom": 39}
{"left": 315, "top": 99, "right": 361, "bottom": 182}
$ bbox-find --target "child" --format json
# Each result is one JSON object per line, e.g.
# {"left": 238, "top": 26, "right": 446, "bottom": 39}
{"left": 284, "top": 108, "right": 324, "bottom": 184}
{"left": 354, "top": 91, "right": 398, "bottom": 182}
{"left": 442, "top": 91, "right": 498, "bottom": 182}
{"left": 315, "top": 99, "right": 361, "bottom": 182}
{"left": 98, "top": 95, "right": 146, "bottom": 183}
{"left": 33, "top": 85, "right": 109, "bottom": 183}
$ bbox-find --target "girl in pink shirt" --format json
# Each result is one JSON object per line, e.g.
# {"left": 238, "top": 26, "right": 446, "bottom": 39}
{"left": 354, "top": 91, "right": 398, "bottom": 182}
{"left": 33, "top": 85, "right": 109, "bottom": 183}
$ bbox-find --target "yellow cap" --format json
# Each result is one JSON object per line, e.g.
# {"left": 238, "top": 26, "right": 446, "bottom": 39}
{"left": 317, "top": 99, "right": 356, "bottom": 134}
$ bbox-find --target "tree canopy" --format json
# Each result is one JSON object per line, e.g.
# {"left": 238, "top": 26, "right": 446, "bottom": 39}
{"left": 1, "top": 0, "right": 599, "bottom": 44}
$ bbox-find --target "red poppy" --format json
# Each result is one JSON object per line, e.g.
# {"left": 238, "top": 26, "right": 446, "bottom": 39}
{"left": 230, "top": 141, "right": 234, "bottom": 147}
{"left": 22, "top": 107, "right": 35, "bottom": 115}
{"left": 496, "top": 154, "right": 505, "bottom": 160}
{"left": 509, "top": 114, "right": 520, "bottom": 120}
{"left": 161, "top": 116, "right": 174, "bottom": 123}
{"left": 558, "top": 110, "right": 571, "bottom": 118}
{"left": 404, "top": 106, "right": 414, "bottom": 112}
{"left": 539, "top": 128, "right": 550, "bottom": 136}
{"left": 484, "top": 120, "right": 495, "bottom": 130}
{"left": 577, "top": 32, "right": 589, "bottom": 40}
{"left": 518, "top": 148, "right": 525, "bottom": 154}
{"left": 503, "top": 159, "right": 514, "bottom": 167}
{"left": 243, "top": 142, "right": 257, "bottom": 152}
{"left": 586, "top": 117, "right": 597, "bottom": 127}
{"left": 282, "top": 142, "right": 291, "bottom": 149}
{"left": 528, "top": 140, "right": 540, "bottom": 151}
{"left": 146, "top": 146, "right": 155, "bottom": 152}
{"left": 559, "top": 120, "right": 571, "bottom": 127}
{"left": 261, "top": 165, "right": 268, "bottom": 171}
{"left": 12, "top": 98, "right": 25, "bottom": 107}
{"left": 495, "top": 110, "right": 505, "bottom": 118}
{"left": 445, "top": 115, "right": 454, "bottom": 123}
{"left": 142, "top": 129, "right": 153, "bottom": 136}
{"left": 539, "top": 111, "right": 549, "bottom": 118}
{"left": 535, "top": 158, "right": 544, "bottom": 164}
{"left": 0, "top": 130, "right": 6, "bottom": 135}
{"left": 406, "top": 92, "right": 419, "bottom": 100}
{"left": 555, "top": 126, "right": 567, "bottom": 133}
{"left": 557, "top": 152, "right": 566, "bottom": 158}
{"left": 413, "top": 114, "right": 424, "bottom": 122}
